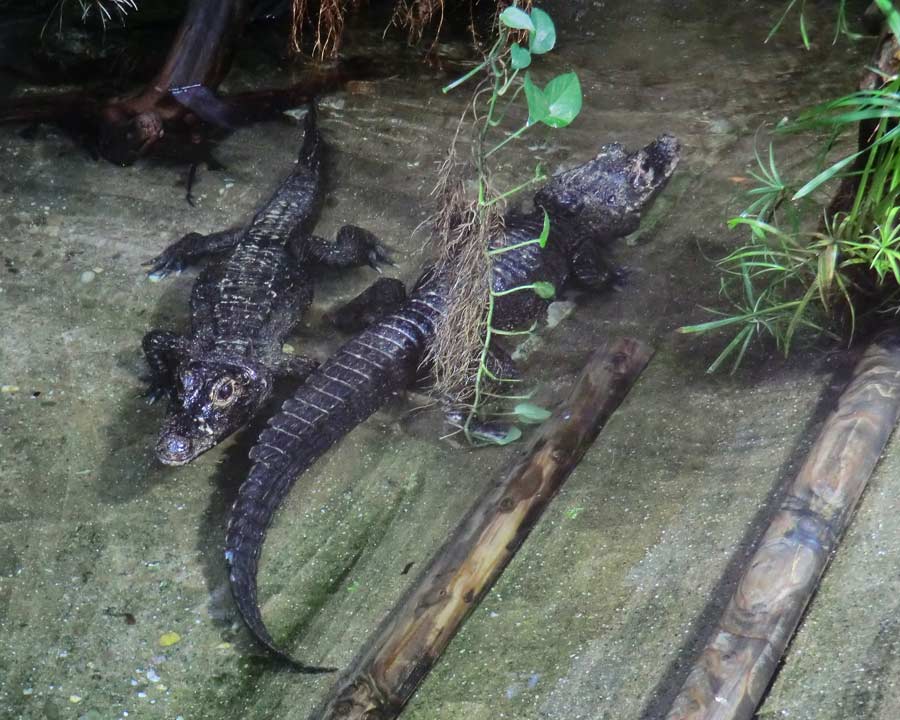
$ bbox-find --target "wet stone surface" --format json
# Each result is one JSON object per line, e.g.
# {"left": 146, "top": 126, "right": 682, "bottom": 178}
{"left": 1, "top": 2, "right": 898, "bottom": 719}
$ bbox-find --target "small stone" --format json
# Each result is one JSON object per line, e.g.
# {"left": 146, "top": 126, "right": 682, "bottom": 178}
{"left": 22, "top": 687, "right": 33, "bottom": 696}
{"left": 92, "top": 267, "right": 103, "bottom": 274}
{"left": 80, "top": 271, "right": 95, "bottom": 284}
{"left": 146, "top": 669, "right": 160, "bottom": 683}
{"left": 546, "top": 300, "right": 576, "bottom": 328}
{"left": 158, "top": 631, "right": 181, "bottom": 647}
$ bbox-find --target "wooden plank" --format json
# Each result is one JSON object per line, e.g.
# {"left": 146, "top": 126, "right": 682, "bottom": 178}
{"left": 311, "top": 337, "right": 653, "bottom": 720}
{"left": 666, "top": 332, "right": 900, "bottom": 720}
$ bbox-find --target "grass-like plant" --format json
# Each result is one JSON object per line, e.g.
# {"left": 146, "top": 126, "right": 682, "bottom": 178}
{"left": 680, "top": 68, "right": 900, "bottom": 372}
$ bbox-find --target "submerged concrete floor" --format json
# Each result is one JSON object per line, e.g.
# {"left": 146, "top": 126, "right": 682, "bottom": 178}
{"left": 1, "top": 1, "right": 898, "bottom": 718}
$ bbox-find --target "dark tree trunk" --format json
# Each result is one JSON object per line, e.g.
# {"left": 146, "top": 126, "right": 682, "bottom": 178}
{"left": 95, "top": 0, "right": 250, "bottom": 165}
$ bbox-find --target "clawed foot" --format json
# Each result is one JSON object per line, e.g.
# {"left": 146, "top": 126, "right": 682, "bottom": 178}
{"left": 141, "top": 377, "right": 172, "bottom": 405}
{"left": 274, "top": 353, "right": 320, "bottom": 380}
{"left": 331, "top": 225, "right": 395, "bottom": 272}
{"left": 143, "top": 233, "right": 203, "bottom": 279}
{"left": 610, "top": 265, "right": 629, "bottom": 290}
{"left": 365, "top": 240, "right": 394, "bottom": 273}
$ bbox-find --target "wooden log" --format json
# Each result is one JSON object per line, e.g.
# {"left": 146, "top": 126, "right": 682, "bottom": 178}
{"left": 312, "top": 338, "right": 653, "bottom": 720}
{"left": 666, "top": 331, "right": 900, "bottom": 720}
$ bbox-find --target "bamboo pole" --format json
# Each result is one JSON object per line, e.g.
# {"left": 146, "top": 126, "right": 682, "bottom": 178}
{"left": 666, "top": 332, "right": 900, "bottom": 720}
{"left": 312, "top": 338, "right": 653, "bottom": 720}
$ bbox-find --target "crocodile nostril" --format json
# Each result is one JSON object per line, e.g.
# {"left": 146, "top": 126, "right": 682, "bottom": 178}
{"left": 167, "top": 437, "right": 190, "bottom": 455}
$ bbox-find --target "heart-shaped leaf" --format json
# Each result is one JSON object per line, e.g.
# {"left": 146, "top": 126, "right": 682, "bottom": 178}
{"left": 528, "top": 8, "right": 556, "bottom": 54}
{"left": 542, "top": 72, "right": 582, "bottom": 128}
{"left": 514, "top": 402, "right": 552, "bottom": 423}
{"left": 499, "top": 6, "right": 534, "bottom": 31}
{"left": 523, "top": 72, "right": 548, "bottom": 125}
{"left": 510, "top": 43, "right": 531, "bottom": 70}
{"left": 532, "top": 281, "right": 556, "bottom": 299}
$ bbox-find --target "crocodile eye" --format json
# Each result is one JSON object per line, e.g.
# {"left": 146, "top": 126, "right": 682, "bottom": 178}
{"left": 210, "top": 378, "right": 237, "bottom": 407}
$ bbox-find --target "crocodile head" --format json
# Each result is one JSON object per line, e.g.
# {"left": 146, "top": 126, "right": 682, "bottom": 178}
{"left": 534, "top": 134, "right": 680, "bottom": 239}
{"left": 156, "top": 358, "right": 273, "bottom": 465}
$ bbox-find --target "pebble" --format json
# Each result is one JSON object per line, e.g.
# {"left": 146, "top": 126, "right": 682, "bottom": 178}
{"left": 158, "top": 631, "right": 181, "bottom": 647}
{"left": 146, "top": 669, "right": 160, "bottom": 683}
{"left": 80, "top": 271, "right": 95, "bottom": 284}
{"left": 546, "top": 300, "right": 576, "bottom": 328}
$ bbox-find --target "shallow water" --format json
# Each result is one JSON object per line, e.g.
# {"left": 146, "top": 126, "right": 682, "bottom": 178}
{"left": 2, "top": 2, "right": 899, "bottom": 719}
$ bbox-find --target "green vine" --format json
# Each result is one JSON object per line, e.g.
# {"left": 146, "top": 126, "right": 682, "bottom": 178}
{"left": 433, "top": 4, "right": 582, "bottom": 444}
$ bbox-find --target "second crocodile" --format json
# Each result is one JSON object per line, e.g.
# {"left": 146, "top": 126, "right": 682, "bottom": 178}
{"left": 224, "top": 133, "right": 682, "bottom": 665}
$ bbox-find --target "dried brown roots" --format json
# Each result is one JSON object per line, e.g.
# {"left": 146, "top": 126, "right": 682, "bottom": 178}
{"left": 425, "top": 130, "right": 503, "bottom": 404}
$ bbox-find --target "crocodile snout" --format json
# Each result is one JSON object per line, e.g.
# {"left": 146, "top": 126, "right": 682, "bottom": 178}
{"left": 157, "top": 434, "right": 194, "bottom": 466}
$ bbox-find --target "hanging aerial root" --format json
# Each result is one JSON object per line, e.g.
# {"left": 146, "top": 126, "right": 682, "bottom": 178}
{"left": 425, "top": 128, "right": 504, "bottom": 405}
{"left": 391, "top": 0, "right": 446, "bottom": 45}
{"left": 290, "top": 0, "right": 363, "bottom": 59}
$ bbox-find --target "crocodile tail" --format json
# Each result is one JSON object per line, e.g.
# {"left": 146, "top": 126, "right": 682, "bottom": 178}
{"left": 225, "top": 286, "right": 444, "bottom": 666}
{"left": 299, "top": 101, "right": 319, "bottom": 166}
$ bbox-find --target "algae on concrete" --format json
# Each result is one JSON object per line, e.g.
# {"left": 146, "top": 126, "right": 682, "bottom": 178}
{"left": 2, "top": 2, "right": 898, "bottom": 720}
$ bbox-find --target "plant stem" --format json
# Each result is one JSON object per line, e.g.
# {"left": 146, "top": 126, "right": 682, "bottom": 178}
{"left": 485, "top": 123, "right": 531, "bottom": 158}
{"left": 482, "top": 174, "right": 548, "bottom": 207}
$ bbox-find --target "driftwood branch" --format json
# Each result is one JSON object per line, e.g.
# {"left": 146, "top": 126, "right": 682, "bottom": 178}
{"left": 312, "top": 337, "right": 653, "bottom": 720}
{"left": 666, "top": 332, "right": 900, "bottom": 720}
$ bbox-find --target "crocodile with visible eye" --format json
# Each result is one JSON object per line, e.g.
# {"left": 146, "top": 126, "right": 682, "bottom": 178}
{"left": 142, "top": 106, "right": 391, "bottom": 465}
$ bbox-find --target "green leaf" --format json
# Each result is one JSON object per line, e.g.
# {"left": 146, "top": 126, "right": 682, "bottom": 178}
{"left": 523, "top": 72, "right": 549, "bottom": 124}
{"left": 791, "top": 152, "right": 858, "bottom": 200}
{"left": 535, "top": 208, "right": 551, "bottom": 248}
{"left": 499, "top": 6, "right": 534, "bottom": 31}
{"left": 510, "top": 43, "right": 531, "bottom": 70}
{"left": 875, "top": 0, "right": 900, "bottom": 42}
{"left": 514, "top": 402, "right": 552, "bottom": 423}
{"left": 532, "top": 281, "right": 556, "bottom": 299}
{"left": 471, "top": 425, "right": 522, "bottom": 446}
{"left": 528, "top": 7, "right": 556, "bottom": 54}
{"left": 541, "top": 72, "right": 582, "bottom": 128}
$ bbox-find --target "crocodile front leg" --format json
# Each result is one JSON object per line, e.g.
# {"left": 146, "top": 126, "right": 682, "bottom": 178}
{"left": 302, "top": 224, "right": 393, "bottom": 271}
{"left": 144, "top": 227, "right": 245, "bottom": 279}
{"left": 328, "top": 277, "right": 407, "bottom": 333}
{"left": 570, "top": 241, "right": 625, "bottom": 291}
{"left": 141, "top": 329, "right": 187, "bottom": 403}
{"left": 270, "top": 353, "right": 319, "bottom": 381}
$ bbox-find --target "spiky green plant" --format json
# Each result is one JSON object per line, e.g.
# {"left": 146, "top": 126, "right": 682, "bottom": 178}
{"left": 680, "top": 70, "right": 900, "bottom": 371}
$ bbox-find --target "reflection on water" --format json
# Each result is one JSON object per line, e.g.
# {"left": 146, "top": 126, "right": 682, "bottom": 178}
{"left": 0, "top": 2, "right": 892, "bottom": 719}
